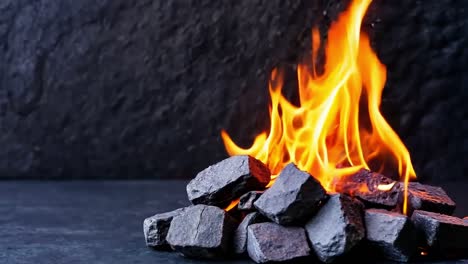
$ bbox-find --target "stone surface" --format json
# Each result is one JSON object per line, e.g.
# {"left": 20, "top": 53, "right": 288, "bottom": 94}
{"left": 254, "top": 163, "right": 328, "bottom": 225}
{"left": 238, "top": 191, "right": 263, "bottom": 211}
{"left": 305, "top": 194, "right": 365, "bottom": 263}
{"left": 186, "top": 155, "right": 270, "bottom": 207}
{"left": 365, "top": 209, "right": 416, "bottom": 262}
{"left": 336, "top": 169, "right": 400, "bottom": 208}
{"left": 166, "top": 204, "right": 237, "bottom": 259}
{"left": 143, "top": 207, "right": 186, "bottom": 248}
{"left": 411, "top": 210, "right": 468, "bottom": 253}
{"left": 0, "top": 1, "right": 466, "bottom": 182}
{"left": 233, "top": 212, "right": 267, "bottom": 255}
{"left": 404, "top": 182, "right": 456, "bottom": 215}
{"left": 246, "top": 222, "right": 310, "bottom": 263}
{"left": 0, "top": 180, "right": 467, "bottom": 264}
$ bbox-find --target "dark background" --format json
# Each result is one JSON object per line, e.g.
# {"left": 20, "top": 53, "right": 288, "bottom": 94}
{"left": 0, "top": 0, "right": 466, "bottom": 182}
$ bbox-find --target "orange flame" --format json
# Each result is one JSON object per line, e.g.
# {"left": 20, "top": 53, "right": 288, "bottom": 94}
{"left": 221, "top": 0, "right": 416, "bottom": 214}
{"left": 225, "top": 198, "right": 240, "bottom": 212}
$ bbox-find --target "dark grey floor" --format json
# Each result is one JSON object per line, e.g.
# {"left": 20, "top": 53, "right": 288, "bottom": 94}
{"left": 0, "top": 181, "right": 467, "bottom": 264}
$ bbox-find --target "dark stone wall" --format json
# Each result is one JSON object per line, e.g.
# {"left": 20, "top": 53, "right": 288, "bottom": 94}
{"left": 0, "top": 0, "right": 466, "bottom": 182}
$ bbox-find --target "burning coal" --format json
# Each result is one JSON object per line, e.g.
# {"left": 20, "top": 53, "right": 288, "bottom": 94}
{"left": 143, "top": 0, "right": 467, "bottom": 263}
{"left": 221, "top": 0, "right": 416, "bottom": 213}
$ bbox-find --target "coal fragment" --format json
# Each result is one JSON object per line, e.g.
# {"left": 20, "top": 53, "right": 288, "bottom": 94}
{"left": 335, "top": 169, "right": 400, "bottom": 208}
{"left": 187, "top": 155, "right": 270, "bottom": 208}
{"left": 238, "top": 191, "right": 263, "bottom": 211}
{"left": 166, "top": 205, "right": 237, "bottom": 259}
{"left": 233, "top": 212, "right": 267, "bottom": 255}
{"left": 143, "top": 207, "right": 186, "bottom": 248}
{"left": 305, "top": 194, "right": 365, "bottom": 263}
{"left": 254, "top": 163, "right": 328, "bottom": 225}
{"left": 365, "top": 209, "right": 416, "bottom": 262}
{"left": 247, "top": 222, "right": 310, "bottom": 263}
{"left": 411, "top": 210, "right": 468, "bottom": 254}
{"left": 404, "top": 182, "right": 456, "bottom": 215}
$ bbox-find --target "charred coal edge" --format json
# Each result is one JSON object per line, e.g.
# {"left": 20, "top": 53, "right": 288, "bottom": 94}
{"left": 247, "top": 156, "right": 271, "bottom": 187}
{"left": 190, "top": 156, "right": 270, "bottom": 208}
{"left": 334, "top": 169, "right": 401, "bottom": 209}
{"left": 400, "top": 183, "right": 456, "bottom": 216}
{"left": 339, "top": 194, "right": 366, "bottom": 252}
{"left": 190, "top": 173, "right": 269, "bottom": 208}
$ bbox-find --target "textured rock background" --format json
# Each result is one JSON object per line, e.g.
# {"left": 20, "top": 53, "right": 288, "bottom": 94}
{"left": 0, "top": 0, "right": 466, "bottom": 181}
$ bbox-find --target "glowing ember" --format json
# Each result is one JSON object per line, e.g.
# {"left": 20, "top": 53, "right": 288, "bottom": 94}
{"left": 377, "top": 182, "right": 396, "bottom": 192}
{"left": 221, "top": 0, "right": 416, "bottom": 214}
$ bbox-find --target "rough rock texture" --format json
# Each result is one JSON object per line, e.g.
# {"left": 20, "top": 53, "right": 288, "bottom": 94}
{"left": 186, "top": 155, "right": 270, "bottom": 207}
{"left": 233, "top": 212, "right": 267, "bottom": 255}
{"left": 165, "top": 204, "right": 237, "bottom": 259}
{"left": 305, "top": 194, "right": 365, "bottom": 263}
{"left": 336, "top": 169, "right": 400, "bottom": 208}
{"left": 237, "top": 191, "right": 263, "bottom": 211}
{"left": 365, "top": 209, "right": 416, "bottom": 262}
{"left": 404, "top": 182, "right": 456, "bottom": 215}
{"left": 143, "top": 207, "right": 186, "bottom": 248}
{"left": 0, "top": 0, "right": 466, "bottom": 181}
{"left": 254, "top": 163, "right": 328, "bottom": 225}
{"left": 246, "top": 222, "right": 310, "bottom": 263}
{"left": 411, "top": 210, "right": 468, "bottom": 253}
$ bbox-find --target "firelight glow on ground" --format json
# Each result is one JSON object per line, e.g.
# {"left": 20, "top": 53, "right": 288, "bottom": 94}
{"left": 221, "top": 0, "right": 416, "bottom": 214}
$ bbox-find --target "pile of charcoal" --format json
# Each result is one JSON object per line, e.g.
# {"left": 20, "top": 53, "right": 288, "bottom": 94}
{"left": 143, "top": 155, "right": 468, "bottom": 263}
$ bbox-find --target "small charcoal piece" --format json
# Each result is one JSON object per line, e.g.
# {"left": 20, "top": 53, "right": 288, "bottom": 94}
{"left": 247, "top": 222, "right": 310, "bottom": 263}
{"left": 365, "top": 209, "right": 416, "bottom": 262}
{"left": 403, "top": 182, "right": 456, "bottom": 215}
{"left": 187, "top": 155, "right": 270, "bottom": 207}
{"left": 335, "top": 169, "right": 400, "bottom": 208}
{"left": 143, "top": 207, "right": 186, "bottom": 248}
{"left": 166, "top": 205, "right": 237, "bottom": 259}
{"left": 254, "top": 163, "right": 328, "bottom": 225}
{"left": 233, "top": 212, "right": 267, "bottom": 255}
{"left": 305, "top": 194, "right": 365, "bottom": 263}
{"left": 238, "top": 191, "right": 263, "bottom": 211}
{"left": 411, "top": 210, "right": 468, "bottom": 254}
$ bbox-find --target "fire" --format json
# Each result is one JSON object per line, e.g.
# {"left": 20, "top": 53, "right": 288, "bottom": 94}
{"left": 221, "top": 0, "right": 416, "bottom": 214}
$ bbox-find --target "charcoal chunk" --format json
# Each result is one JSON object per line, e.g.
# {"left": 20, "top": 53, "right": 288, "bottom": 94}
{"left": 411, "top": 210, "right": 468, "bottom": 254}
{"left": 166, "top": 205, "right": 237, "bottom": 259}
{"left": 247, "top": 222, "right": 310, "bottom": 263}
{"left": 238, "top": 191, "right": 263, "bottom": 211}
{"left": 143, "top": 207, "right": 186, "bottom": 248}
{"left": 365, "top": 209, "right": 416, "bottom": 262}
{"left": 305, "top": 194, "right": 365, "bottom": 263}
{"left": 233, "top": 212, "right": 267, "bottom": 255}
{"left": 335, "top": 169, "right": 400, "bottom": 208}
{"left": 404, "top": 182, "right": 456, "bottom": 215}
{"left": 254, "top": 163, "right": 328, "bottom": 225}
{"left": 187, "top": 155, "right": 270, "bottom": 207}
